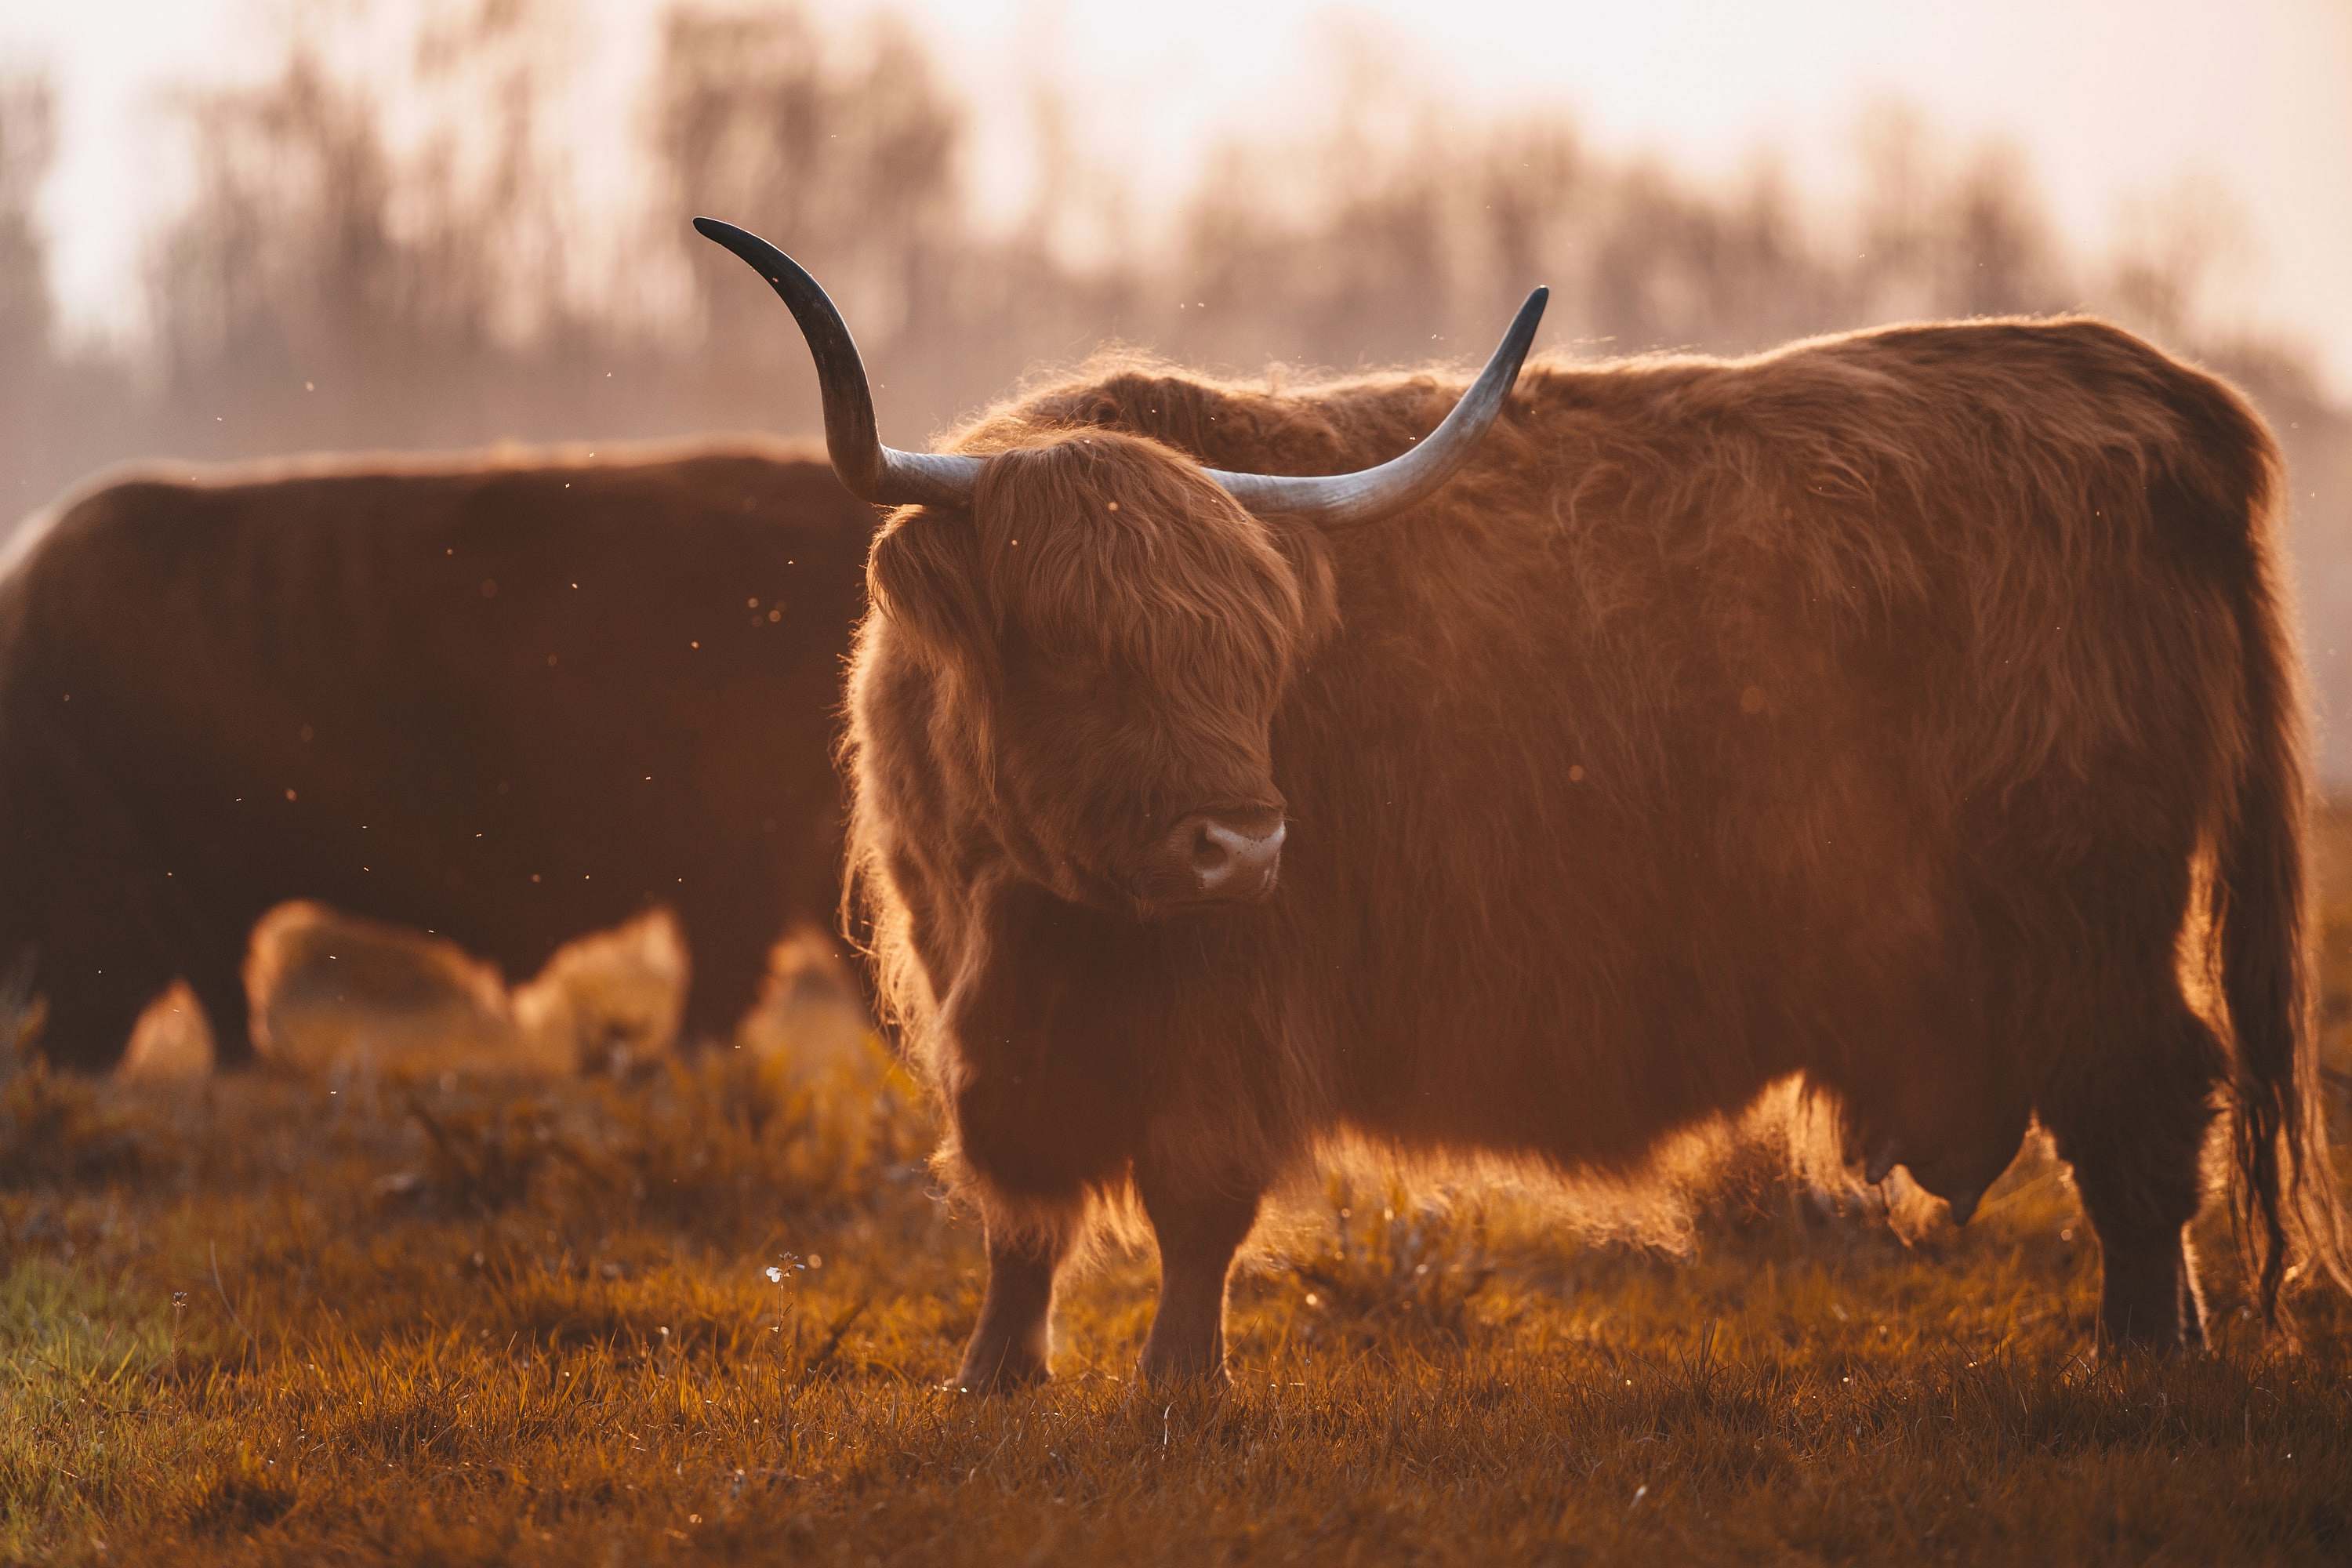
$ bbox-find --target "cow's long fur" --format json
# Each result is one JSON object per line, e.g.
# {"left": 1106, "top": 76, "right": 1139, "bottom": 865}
{"left": 844, "top": 315, "right": 2346, "bottom": 1365}
{"left": 0, "top": 440, "right": 874, "bottom": 1069}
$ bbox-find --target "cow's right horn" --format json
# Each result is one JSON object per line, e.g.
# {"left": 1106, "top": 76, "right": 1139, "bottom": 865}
{"left": 695, "top": 217, "right": 1544, "bottom": 525}
{"left": 1197, "top": 287, "right": 1546, "bottom": 528}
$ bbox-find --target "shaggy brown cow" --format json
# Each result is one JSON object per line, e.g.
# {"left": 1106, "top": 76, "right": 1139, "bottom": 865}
{"left": 0, "top": 441, "right": 872, "bottom": 1069}
{"left": 699, "top": 220, "right": 2349, "bottom": 1387}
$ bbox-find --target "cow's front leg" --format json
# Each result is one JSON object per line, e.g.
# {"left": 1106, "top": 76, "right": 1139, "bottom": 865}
{"left": 953, "top": 1218, "right": 1072, "bottom": 1392}
{"left": 1136, "top": 1163, "right": 1262, "bottom": 1386}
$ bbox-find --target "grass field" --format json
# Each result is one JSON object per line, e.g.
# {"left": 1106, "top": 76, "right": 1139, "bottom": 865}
{"left": 4, "top": 812, "right": 2350, "bottom": 1566}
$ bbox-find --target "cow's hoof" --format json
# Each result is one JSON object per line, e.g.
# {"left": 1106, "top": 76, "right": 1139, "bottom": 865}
{"left": 948, "top": 1342, "right": 1049, "bottom": 1395}
{"left": 1136, "top": 1348, "right": 1233, "bottom": 1392}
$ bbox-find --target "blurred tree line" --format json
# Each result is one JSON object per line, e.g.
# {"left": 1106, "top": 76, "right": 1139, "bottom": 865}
{"left": 1, "top": 2, "right": 2345, "bottom": 775}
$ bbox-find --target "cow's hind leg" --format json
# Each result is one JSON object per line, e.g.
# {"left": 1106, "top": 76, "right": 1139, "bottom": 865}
{"left": 20, "top": 826, "right": 180, "bottom": 1071}
{"left": 1135, "top": 1161, "right": 1263, "bottom": 1387}
{"left": 953, "top": 1216, "right": 1073, "bottom": 1392}
{"left": 2039, "top": 987, "right": 2223, "bottom": 1351}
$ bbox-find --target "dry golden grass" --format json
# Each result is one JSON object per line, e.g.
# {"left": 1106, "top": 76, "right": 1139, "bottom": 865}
{"left": 5, "top": 808, "right": 2351, "bottom": 1566}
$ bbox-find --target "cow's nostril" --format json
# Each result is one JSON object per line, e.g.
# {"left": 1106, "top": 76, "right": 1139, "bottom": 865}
{"left": 1170, "top": 811, "right": 1286, "bottom": 900}
{"left": 1192, "top": 822, "right": 1229, "bottom": 873}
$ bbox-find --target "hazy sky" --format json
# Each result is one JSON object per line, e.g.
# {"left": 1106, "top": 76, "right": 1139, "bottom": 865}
{"left": 11, "top": 0, "right": 2352, "bottom": 393}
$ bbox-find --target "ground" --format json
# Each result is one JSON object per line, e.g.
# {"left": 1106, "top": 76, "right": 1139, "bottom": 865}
{"left": 3, "top": 811, "right": 2350, "bottom": 1566}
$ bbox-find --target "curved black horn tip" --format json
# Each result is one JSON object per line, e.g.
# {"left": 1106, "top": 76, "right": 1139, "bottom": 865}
{"left": 1483, "top": 286, "right": 1548, "bottom": 391}
{"left": 692, "top": 216, "right": 768, "bottom": 270}
{"left": 1515, "top": 286, "right": 1549, "bottom": 346}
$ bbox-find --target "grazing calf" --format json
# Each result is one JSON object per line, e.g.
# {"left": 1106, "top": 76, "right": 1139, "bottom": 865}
{"left": 0, "top": 441, "right": 871, "bottom": 1069}
{"left": 699, "top": 219, "right": 2347, "bottom": 1385}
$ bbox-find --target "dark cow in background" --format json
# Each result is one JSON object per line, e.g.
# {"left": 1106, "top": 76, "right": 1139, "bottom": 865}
{"left": 698, "top": 220, "right": 2349, "bottom": 1388}
{"left": 0, "top": 441, "right": 873, "bottom": 1069}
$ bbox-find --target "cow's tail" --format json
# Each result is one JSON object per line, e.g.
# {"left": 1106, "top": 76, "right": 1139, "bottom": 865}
{"left": 2214, "top": 452, "right": 2348, "bottom": 1324}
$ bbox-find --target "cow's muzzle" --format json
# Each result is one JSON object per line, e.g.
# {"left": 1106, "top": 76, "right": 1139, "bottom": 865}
{"left": 1136, "top": 806, "right": 1287, "bottom": 913}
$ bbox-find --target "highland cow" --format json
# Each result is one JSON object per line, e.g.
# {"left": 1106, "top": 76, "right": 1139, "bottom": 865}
{"left": 699, "top": 219, "right": 2347, "bottom": 1387}
{"left": 0, "top": 441, "right": 873, "bottom": 1069}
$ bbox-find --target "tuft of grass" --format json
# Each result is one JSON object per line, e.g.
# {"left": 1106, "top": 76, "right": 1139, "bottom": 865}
{"left": 0, "top": 1038, "right": 144, "bottom": 1192}
{"left": 183, "top": 1444, "right": 299, "bottom": 1539}
{"left": 399, "top": 1091, "right": 575, "bottom": 1213}
{"left": 1267, "top": 1176, "right": 1497, "bottom": 1351}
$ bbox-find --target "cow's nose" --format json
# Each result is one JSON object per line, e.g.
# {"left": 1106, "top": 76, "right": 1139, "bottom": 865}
{"left": 1173, "top": 808, "right": 1287, "bottom": 900}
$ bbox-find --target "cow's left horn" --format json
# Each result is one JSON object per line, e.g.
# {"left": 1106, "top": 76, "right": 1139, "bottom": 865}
{"left": 695, "top": 217, "right": 1545, "bottom": 524}
{"left": 693, "top": 218, "right": 982, "bottom": 509}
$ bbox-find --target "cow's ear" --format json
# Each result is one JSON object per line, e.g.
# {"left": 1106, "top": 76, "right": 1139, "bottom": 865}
{"left": 869, "top": 510, "right": 996, "bottom": 672}
{"left": 1269, "top": 519, "right": 1341, "bottom": 658}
